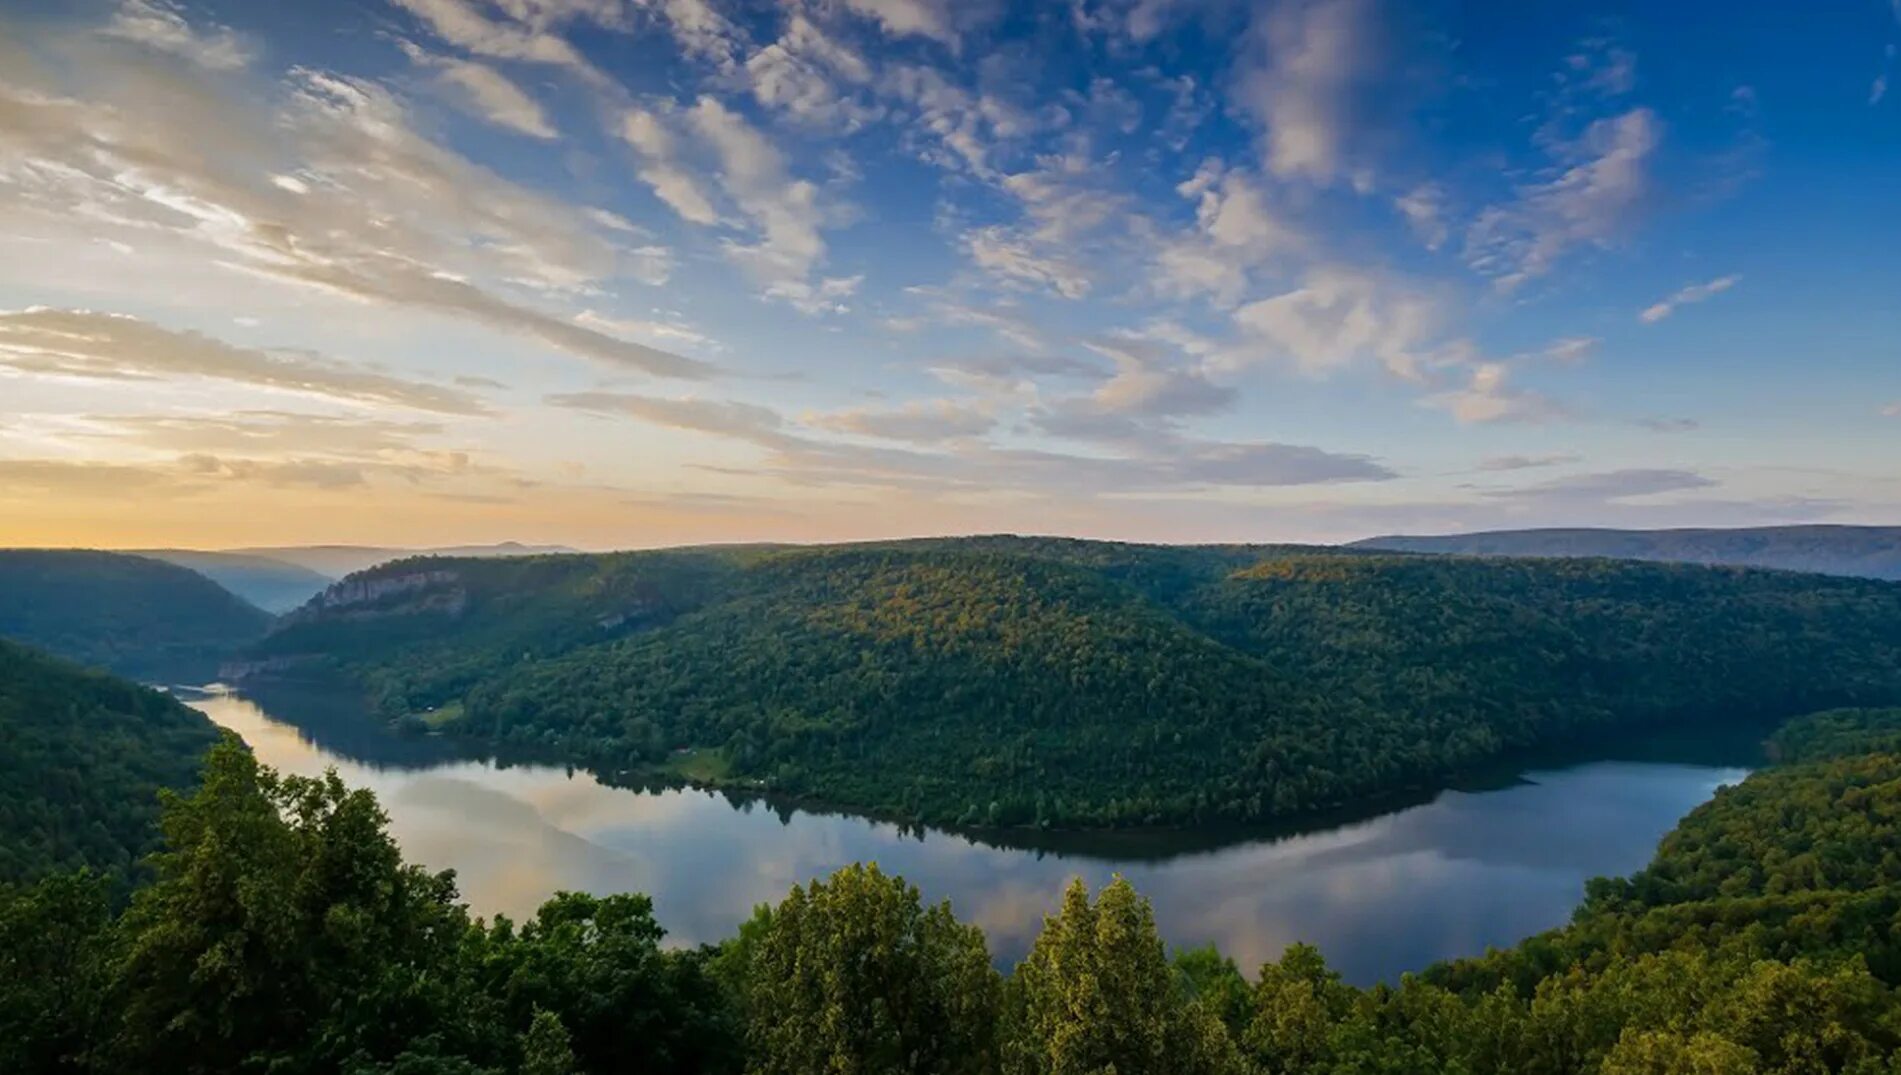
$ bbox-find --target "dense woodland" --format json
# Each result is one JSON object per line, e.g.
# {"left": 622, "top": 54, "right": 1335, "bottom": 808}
{"left": 250, "top": 538, "right": 1901, "bottom": 828}
{"left": 0, "top": 549, "right": 272, "bottom": 681}
{"left": 0, "top": 639, "right": 218, "bottom": 883}
{"left": 5, "top": 707, "right": 1901, "bottom": 1073}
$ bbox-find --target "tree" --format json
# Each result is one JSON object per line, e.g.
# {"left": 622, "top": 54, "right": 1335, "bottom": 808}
{"left": 110, "top": 735, "right": 473, "bottom": 1073}
{"left": 472, "top": 891, "right": 741, "bottom": 1075}
{"left": 742, "top": 863, "right": 999, "bottom": 1075}
{"left": 520, "top": 1009, "right": 574, "bottom": 1075}
{"left": 0, "top": 870, "right": 116, "bottom": 1074}
{"left": 1004, "top": 876, "right": 1236, "bottom": 1075}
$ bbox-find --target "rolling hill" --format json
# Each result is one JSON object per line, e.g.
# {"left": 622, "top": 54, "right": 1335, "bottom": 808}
{"left": 241, "top": 537, "right": 1901, "bottom": 829}
{"left": 1352, "top": 524, "right": 1901, "bottom": 580}
{"left": 0, "top": 638, "right": 220, "bottom": 882}
{"left": 0, "top": 550, "right": 273, "bottom": 682}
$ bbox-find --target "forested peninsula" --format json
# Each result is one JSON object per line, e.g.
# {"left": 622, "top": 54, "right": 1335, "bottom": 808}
{"left": 245, "top": 537, "right": 1901, "bottom": 829}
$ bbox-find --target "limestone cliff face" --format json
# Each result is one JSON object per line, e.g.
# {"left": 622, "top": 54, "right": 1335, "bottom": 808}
{"left": 279, "top": 568, "right": 468, "bottom": 626}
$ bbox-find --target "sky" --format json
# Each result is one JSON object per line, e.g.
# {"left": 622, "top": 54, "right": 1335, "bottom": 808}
{"left": 1, "top": 0, "right": 1897, "bottom": 550}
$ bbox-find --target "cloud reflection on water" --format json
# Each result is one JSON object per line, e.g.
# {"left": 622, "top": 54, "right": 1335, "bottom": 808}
{"left": 191, "top": 692, "right": 1744, "bottom": 984}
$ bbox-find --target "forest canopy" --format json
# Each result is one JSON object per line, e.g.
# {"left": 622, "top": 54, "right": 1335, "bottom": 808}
{"left": 6, "top": 707, "right": 1901, "bottom": 1074}
{"left": 248, "top": 538, "right": 1901, "bottom": 828}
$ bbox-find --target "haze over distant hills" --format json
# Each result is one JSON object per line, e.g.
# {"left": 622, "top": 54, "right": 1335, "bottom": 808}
{"left": 135, "top": 550, "right": 338, "bottom": 614}
{"left": 136, "top": 543, "right": 578, "bottom": 611}
{"left": 226, "top": 542, "right": 578, "bottom": 580}
{"left": 1352, "top": 525, "right": 1901, "bottom": 581}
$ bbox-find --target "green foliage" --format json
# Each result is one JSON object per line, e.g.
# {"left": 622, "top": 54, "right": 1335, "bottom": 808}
{"left": 0, "top": 550, "right": 271, "bottom": 681}
{"left": 1004, "top": 876, "right": 1239, "bottom": 1075}
{"left": 738, "top": 862, "right": 999, "bottom": 1075}
{"left": 0, "top": 639, "right": 219, "bottom": 883}
{"left": 9, "top": 707, "right": 1901, "bottom": 1073}
{"left": 254, "top": 539, "right": 1901, "bottom": 829}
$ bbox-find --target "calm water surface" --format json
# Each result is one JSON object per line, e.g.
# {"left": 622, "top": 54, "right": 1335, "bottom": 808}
{"left": 186, "top": 687, "right": 1751, "bottom": 985}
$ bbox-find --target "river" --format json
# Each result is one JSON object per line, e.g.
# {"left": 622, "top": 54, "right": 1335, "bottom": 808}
{"left": 186, "top": 686, "right": 1754, "bottom": 985}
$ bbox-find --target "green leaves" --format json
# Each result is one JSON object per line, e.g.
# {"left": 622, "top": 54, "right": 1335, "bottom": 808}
{"left": 1005, "top": 876, "right": 1238, "bottom": 1075}
{"left": 739, "top": 862, "right": 999, "bottom": 1075}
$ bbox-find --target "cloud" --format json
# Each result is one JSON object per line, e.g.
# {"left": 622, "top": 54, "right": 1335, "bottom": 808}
{"left": 1636, "top": 417, "right": 1700, "bottom": 433}
{"left": 1151, "top": 160, "right": 1297, "bottom": 306}
{"left": 1487, "top": 467, "right": 1718, "bottom": 503}
{"left": 1541, "top": 337, "right": 1598, "bottom": 363}
{"left": 102, "top": 0, "right": 252, "bottom": 70}
{"left": 0, "top": 308, "right": 487, "bottom": 414}
{"left": 620, "top": 109, "right": 725, "bottom": 226}
{"left": 552, "top": 387, "right": 1392, "bottom": 494}
{"left": 0, "top": 56, "right": 710, "bottom": 378}
{"left": 573, "top": 309, "right": 714, "bottom": 350}
{"left": 1466, "top": 108, "right": 1663, "bottom": 289}
{"left": 1639, "top": 274, "right": 1740, "bottom": 323}
{"left": 1392, "top": 183, "right": 1448, "bottom": 250}
{"left": 687, "top": 96, "right": 838, "bottom": 305}
{"left": 547, "top": 390, "right": 791, "bottom": 446}
{"left": 840, "top": 0, "right": 961, "bottom": 47}
{"left": 1077, "top": 334, "right": 1235, "bottom": 419}
{"left": 1880, "top": 402, "right": 1900, "bottom": 418}
{"left": 965, "top": 226, "right": 1093, "bottom": 299}
{"left": 1230, "top": 268, "right": 1440, "bottom": 378}
{"left": 0, "top": 458, "right": 177, "bottom": 496}
{"left": 810, "top": 400, "right": 995, "bottom": 442}
{"left": 1232, "top": 0, "right": 1403, "bottom": 183}
{"left": 408, "top": 46, "right": 558, "bottom": 138}
{"left": 1479, "top": 453, "right": 1581, "bottom": 472}
{"left": 1422, "top": 362, "right": 1568, "bottom": 426}
{"left": 84, "top": 411, "right": 447, "bottom": 456}
{"left": 388, "top": 0, "right": 614, "bottom": 88}
{"left": 744, "top": 13, "right": 881, "bottom": 130}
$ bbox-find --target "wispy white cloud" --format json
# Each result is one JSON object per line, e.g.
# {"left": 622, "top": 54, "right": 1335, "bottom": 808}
{"left": 0, "top": 49, "right": 707, "bottom": 378}
{"left": 0, "top": 308, "right": 488, "bottom": 414}
{"left": 1466, "top": 108, "right": 1663, "bottom": 289}
{"left": 387, "top": 0, "right": 616, "bottom": 87}
{"left": 103, "top": 0, "right": 253, "bottom": 70}
{"left": 1639, "top": 274, "right": 1740, "bottom": 323}
{"left": 840, "top": 0, "right": 962, "bottom": 48}
{"left": 403, "top": 43, "right": 557, "bottom": 138}
{"left": 1423, "top": 362, "right": 1568, "bottom": 426}
{"left": 809, "top": 399, "right": 995, "bottom": 443}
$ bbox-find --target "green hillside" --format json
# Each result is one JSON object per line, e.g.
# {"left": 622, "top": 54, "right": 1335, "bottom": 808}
{"left": 0, "top": 550, "right": 273, "bottom": 682}
{"left": 246, "top": 537, "right": 1901, "bottom": 828}
{"left": 0, "top": 639, "right": 219, "bottom": 883}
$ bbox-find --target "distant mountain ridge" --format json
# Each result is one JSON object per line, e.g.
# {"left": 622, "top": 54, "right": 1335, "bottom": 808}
{"left": 227, "top": 541, "right": 578, "bottom": 579}
{"left": 1351, "top": 525, "right": 1901, "bottom": 580}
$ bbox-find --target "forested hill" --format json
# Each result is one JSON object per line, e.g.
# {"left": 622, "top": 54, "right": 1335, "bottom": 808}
{"left": 246, "top": 537, "right": 1901, "bottom": 829}
{"left": 0, "top": 639, "right": 219, "bottom": 883}
{"left": 0, "top": 550, "right": 272, "bottom": 682}
{"left": 1353, "top": 524, "right": 1901, "bottom": 580}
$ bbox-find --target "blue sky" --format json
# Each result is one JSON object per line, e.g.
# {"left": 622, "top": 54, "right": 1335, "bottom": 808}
{"left": 0, "top": 0, "right": 1896, "bottom": 548}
